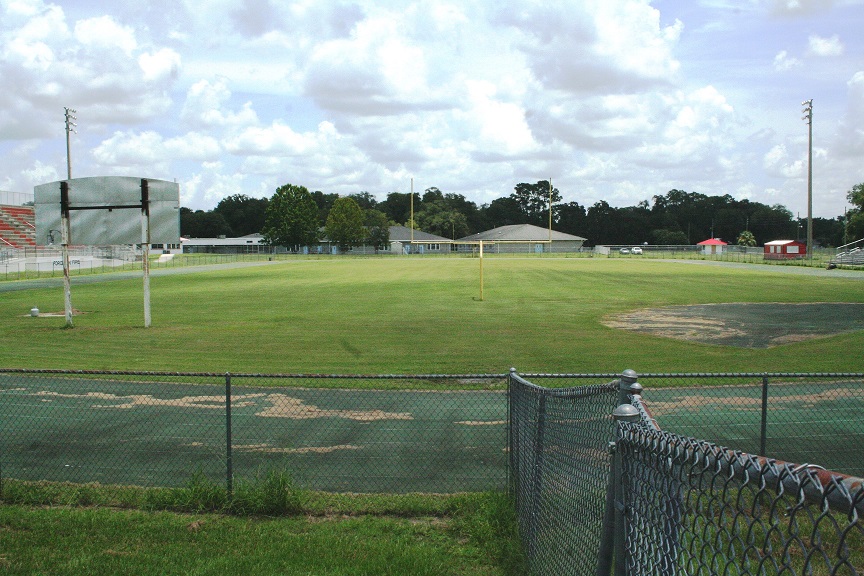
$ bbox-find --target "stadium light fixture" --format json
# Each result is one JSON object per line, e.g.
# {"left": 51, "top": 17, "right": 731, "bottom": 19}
{"left": 802, "top": 99, "right": 813, "bottom": 261}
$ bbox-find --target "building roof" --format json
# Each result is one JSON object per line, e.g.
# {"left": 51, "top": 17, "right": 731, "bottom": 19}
{"left": 764, "top": 240, "right": 804, "bottom": 246}
{"left": 457, "top": 223, "right": 586, "bottom": 242}
{"left": 182, "top": 233, "right": 264, "bottom": 246}
{"left": 388, "top": 225, "right": 451, "bottom": 243}
{"left": 697, "top": 238, "right": 728, "bottom": 246}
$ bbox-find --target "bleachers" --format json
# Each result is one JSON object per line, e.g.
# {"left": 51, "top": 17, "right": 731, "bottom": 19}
{"left": 833, "top": 247, "right": 864, "bottom": 266}
{"left": 0, "top": 205, "right": 36, "bottom": 248}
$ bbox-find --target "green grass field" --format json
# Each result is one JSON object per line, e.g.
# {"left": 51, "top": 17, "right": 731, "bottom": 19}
{"left": 2, "top": 257, "right": 862, "bottom": 574}
{"left": 1, "top": 257, "right": 862, "bottom": 374}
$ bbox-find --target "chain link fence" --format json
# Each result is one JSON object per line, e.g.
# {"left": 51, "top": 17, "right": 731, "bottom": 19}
{"left": 0, "top": 369, "right": 508, "bottom": 494}
{"left": 526, "top": 372, "right": 864, "bottom": 477}
{"left": 510, "top": 371, "right": 864, "bottom": 576}
{"left": 3, "top": 368, "right": 864, "bottom": 574}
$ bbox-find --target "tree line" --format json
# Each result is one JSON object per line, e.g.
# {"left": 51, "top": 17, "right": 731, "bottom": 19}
{"left": 181, "top": 181, "right": 862, "bottom": 249}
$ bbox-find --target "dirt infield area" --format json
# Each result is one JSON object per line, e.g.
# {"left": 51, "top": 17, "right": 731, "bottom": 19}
{"left": 604, "top": 302, "right": 864, "bottom": 348}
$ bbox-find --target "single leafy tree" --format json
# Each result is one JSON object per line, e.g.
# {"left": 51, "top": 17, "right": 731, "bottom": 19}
{"left": 365, "top": 209, "right": 390, "bottom": 252}
{"left": 736, "top": 230, "right": 756, "bottom": 247}
{"left": 261, "top": 183, "right": 320, "bottom": 251}
{"left": 416, "top": 200, "right": 468, "bottom": 239}
{"left": 213, "top": 194, "right": 269, "bottom": 236}
{"left": 325, "top": 197, "right": 366, "bottom": 252}
{"left": 512, "top": 180, "right": 562, "bottom": 226}
{"left": 847, "top": 183, "right": 864, "bottom": 241}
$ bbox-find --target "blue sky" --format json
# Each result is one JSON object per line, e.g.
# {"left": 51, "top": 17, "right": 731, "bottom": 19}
{"left": 1, "top": 0, "right": 862, "bottom": 218}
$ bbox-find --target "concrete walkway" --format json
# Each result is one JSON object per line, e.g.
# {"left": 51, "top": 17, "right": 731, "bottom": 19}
{"left": 0, "top": 259, "right": 286, "bottom": 293}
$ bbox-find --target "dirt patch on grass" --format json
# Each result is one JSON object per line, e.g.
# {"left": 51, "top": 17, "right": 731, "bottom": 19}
{"left": 603, "top": 302, "right": 864, "bottom": 348}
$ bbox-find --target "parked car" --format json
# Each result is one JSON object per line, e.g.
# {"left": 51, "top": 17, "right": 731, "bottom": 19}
{"left": 619, "top": 247, "right": 630, "bottom": 254}
{"left": 630, "top": 247, "right": 643, "bottom": 255}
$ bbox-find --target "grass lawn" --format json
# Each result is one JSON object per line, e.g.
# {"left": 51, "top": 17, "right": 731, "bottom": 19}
{"left": 1, "top": 257, "right": 862, "bottom": 374}
{"left": 0, "top": 480, "right": 523, "bottom": 575}
{"left": 0, "top": 257, "right": 864, "bottom": 374}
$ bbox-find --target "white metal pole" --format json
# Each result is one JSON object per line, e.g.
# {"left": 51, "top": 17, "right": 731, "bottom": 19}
{"left": 141, "top": 179, "right": 152, "bottom": 328}
{"left": 60, "top": 181, "right": 73, "bottom": 328}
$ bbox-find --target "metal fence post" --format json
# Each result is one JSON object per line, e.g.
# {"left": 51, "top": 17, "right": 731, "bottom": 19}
{"left": 597, "top": 440, "right": 618, "bottom": 576}
{"left": 760, "top": 375, "right": 769, "bottom": 456}
{"left": 618, "top": 369, "right": 639, "bottom": 405}
{"left": 600, "top": 370, "right": 641, "bottom": 576}
{"left": 527, "top": 392, "right": 547, "bottom": 564}
{"left": 508, "top": 367, "right": 516, "bottom": 498}
{"left": 612, "top": 404, "right": 641, "bottom": 576}
{"left": 226, "top": 373, "right": 233, "bottom": 499}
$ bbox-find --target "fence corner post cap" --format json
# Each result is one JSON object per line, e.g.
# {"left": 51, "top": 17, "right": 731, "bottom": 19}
{"left": 509, "top": 367, "right": 517, "bottom": 375}
{"left": 613, "top": 404, "right": 640, "bottom": 422}
{"left": 620, "top": 369, "right": 638, "bottom": 383}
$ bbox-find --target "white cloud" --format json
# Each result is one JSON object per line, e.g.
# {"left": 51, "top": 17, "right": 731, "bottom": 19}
{"left": 807, "top": 34, "right": 843, "bottom": 56}
{"left": 763, "top": 143, "right": 804, "bottom": 178}
{"left": 834, "top": 71, "right": 864, "bottom": 157}
{"left": 1, "top": 0, "right": 862, "bottom": 218}
{"left": 769, "top": 0, "right": 835, "bottom": 17}
{"left": 91, "top": 130, "right": 221, "bottom": 170}
{"left": 181, "top": 79, "right": 259, "bottom": 128}
{"left": 139, "top": 48, "right": 181, "bottom": 81}
{"left": 73, "top": 15, "right": 137, "bottom": 56}
{"left": 773, "top": 50, "right": 802, "bottom": 71}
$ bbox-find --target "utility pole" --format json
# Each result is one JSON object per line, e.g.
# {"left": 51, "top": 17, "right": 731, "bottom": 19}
{"left": 802, "top": 99, "right": 813, "bottom": 261}
{"left": 64, "top": 107, "right": 77, "bottom": 180}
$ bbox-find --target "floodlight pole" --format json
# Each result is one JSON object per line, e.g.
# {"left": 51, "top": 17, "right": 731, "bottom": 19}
{"left": 59, "top": 181, "right": 73, "bottom": 328}
{"left": 141, "top": 179, "right": 152, "bottom": 328}
{"left": 64, "top": 107, "right": 77, "bottom": 180}
{"left": 802, "top": 99, "right": 813, "bottom": 262}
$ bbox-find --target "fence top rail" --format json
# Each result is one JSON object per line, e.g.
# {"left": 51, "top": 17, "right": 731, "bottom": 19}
{"left": 509, "top": 371, "right": 619, "bottom": 397}
{"left": 526, "top": 371, "right": 864, "bottom": 379}
{"left": 3, "top": 368, "right": 862, "bottom": 379}
{"left": 619, "top": 422, "right": 864, "bottom": 515}
{"left": 0, "top": 368, "right": 508, "bottom": 380}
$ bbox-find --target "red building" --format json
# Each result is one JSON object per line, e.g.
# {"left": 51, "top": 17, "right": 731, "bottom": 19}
{"left": 764, "top": 240, "right": 806, "bottom": 260}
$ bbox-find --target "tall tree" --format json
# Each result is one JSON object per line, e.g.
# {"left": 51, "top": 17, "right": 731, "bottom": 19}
{"left": 261, "top": 183, "right": 320, "bottom": 251}
{"left": 416, "top": 200, "right": 469, "bottom": 239}
{"left": 348, "top": 191, "right": 378, "bottom": 210}
{"left": 310, "top": 191, "right": 340, "bottom": 225}
{"left": 380, "top": 192, "right": 413, "bottom": 225}
{"left": 213, "top": 194, "right": 269, "bottom": 236}
{"left": 481, "top": 196, "right": 523, "bottom": 228}
{"left": 556, "top": 201, "right": 587, "bottom": 237}
{"left": 364, "top": 209, "right": 391, "bottom": 252}
{"left": 511, "top": 180, "right": 562, "bottom": 226}
{"left": 180, "top": 208, "right": 233, "bottom": 238}
{"left": 847, "top": 182, "right": 864, "bottom": 241}
{"left": 325, "top": 196, "right": 366, "bottom": 252}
